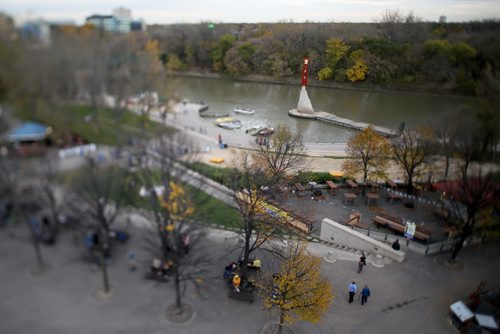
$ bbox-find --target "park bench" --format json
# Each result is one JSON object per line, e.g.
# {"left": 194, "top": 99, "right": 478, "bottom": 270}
{"left": 372, "top": 214, "right": 432, "bottom": 241}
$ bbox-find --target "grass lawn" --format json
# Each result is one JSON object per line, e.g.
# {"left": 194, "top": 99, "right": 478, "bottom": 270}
{"left": 15, "top": 104, "right": 175, "bottom": 146}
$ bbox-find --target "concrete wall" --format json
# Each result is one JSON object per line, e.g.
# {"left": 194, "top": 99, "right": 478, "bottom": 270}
{"left": 320, "top": 218, "right": 405, "bottom": 263}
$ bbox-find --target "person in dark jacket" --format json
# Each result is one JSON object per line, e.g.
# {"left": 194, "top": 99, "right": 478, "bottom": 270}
{"left": 392, "top": 239, "right": 400, "bottom": 250}
{"left": 361, "top": 285, "right": 371, "bottom": 305}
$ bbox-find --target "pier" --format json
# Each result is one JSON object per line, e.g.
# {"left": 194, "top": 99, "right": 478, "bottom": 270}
{"left": 289, "top": 109, "right": 397, "bottom": 137}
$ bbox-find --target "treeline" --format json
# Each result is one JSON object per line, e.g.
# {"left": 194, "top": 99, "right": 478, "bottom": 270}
{"left": 149, "top": 17, "right": 500, "bottom": 95}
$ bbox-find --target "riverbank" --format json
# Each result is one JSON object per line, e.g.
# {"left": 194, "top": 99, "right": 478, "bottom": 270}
{"left": 168, "top": 70, "right": 471, "bottom": 98}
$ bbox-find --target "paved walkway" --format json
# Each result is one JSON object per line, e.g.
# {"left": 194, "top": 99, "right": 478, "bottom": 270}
{"left": 1, "top": 218, "right": 499, "bottom": 334}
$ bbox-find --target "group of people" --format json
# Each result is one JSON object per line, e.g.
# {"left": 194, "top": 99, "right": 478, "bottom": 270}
{"left": 348, "top": 281, "right": 371, "bottom": 305}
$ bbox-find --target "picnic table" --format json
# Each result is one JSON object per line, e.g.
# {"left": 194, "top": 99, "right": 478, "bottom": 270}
{"left": 386, "top": 179, "right": 398, "bottom": 189}
{"left": 346, "top": 179, "right": 358, "bottom": 190}
{"left": 326, "top": 180, "right": 337, "bottom": 195}
{"left": 343, "top": 192, "right": 358, "bottom": 205}
{"left": 365, "top": 193, "right": 380, "bottom": 206}
{"left": 386, "top": 192, "right": 401, "bottom": 204}
{"left": 367, "top": 180, "right": 379, "bottom": 192}
{"left": 294, "top": 183, "right": 305, "bottom": 197}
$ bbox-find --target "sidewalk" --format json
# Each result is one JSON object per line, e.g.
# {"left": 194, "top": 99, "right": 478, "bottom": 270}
{"left": 1, "top": 217, "right": 499, "bottom": 334}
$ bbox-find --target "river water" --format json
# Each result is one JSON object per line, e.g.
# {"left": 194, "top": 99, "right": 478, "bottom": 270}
{"left": 168, "top": 76, "right": 477, "bottom": 143}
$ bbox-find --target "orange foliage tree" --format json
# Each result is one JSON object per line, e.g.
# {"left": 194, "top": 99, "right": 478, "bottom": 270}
{"left": 342, "top": 127, "right": 391, "bottom": 183}
{"left": 260, "top": 242, "right": 333, "bottom": 334}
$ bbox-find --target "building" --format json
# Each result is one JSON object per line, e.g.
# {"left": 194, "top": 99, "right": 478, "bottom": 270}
{"left": 85, "top": 7, "right": 136, "bottom": 33}
{"left": 86, "top": 15, "right": 119, "bottom": 32}
{"left": 20, "top": 19, "right": 51, "bottom": 45}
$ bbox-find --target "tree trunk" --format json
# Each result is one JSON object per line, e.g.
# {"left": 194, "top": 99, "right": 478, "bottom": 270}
{"left": 174, "top": 259, "right": 182, "bottom": 310}
{"left": 33, "top": 235, "right": 45, "bottom": 271}
{"left": 407, "top": 173, "right": 413, "bottom": 195}
{"left": 100, "top": 253, "right": 110, "bottom": 293}
{"left": 278, "top": 310, "right": 285, "bottom": 334}
{"left": 450, "top": 223, "right": 473, "bottom": 261}
{"left": 444, "top": 155, "right": 450, "bottom": 180}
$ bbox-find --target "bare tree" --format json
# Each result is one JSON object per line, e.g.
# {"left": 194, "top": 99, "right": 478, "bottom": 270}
{"left": 136, "top": 133, "right": 212, "bottom": 320}
{"left": 69, "top": 161, "right": 127, "bottom": 294}
{"left": 230, "top": 151, "right": 292, "bottom": 281}
{"left": 391, "top": 127, "right": 433, "bottom": 194}
{"left": 255, "top": 124, "right": 306, "bottom": 189}
{"left": 447, "top": 167, "right": 498, "bottom": 262}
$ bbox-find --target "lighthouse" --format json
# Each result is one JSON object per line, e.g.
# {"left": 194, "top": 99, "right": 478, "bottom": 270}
{"left": 296, "top": 58, "right": 315, "bottom": 114}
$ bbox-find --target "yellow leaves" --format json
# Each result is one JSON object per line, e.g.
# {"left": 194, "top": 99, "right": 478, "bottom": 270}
{"left": 159, "top": 182, "right": 195, "bottom": 221}
{"left": 145, "top": 39, "right": 160, "bottom": 53}
{"left": 346, "top": 58, "right": 369, "bottom": 82}
{"left": 342, "top": 127, "right": 391, "bottom": 182}
{"left": 262, "top": 242, "right": 334, "bottom": 326}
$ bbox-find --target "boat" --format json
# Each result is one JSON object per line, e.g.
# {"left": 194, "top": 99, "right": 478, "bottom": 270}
{"left": 234, "top": 107, "right": 255, "bottom": 115}
{"left": 245, "top": 125, "right": 264, "bottom": 135}
{"left": 253, "top": 127, "right": 274, "bottom": 136}
{"left": 215, "top": 117, "right": 242, "bottom": 130}
{"left": 199, "top": 111, "right": 230, "bottom": 118}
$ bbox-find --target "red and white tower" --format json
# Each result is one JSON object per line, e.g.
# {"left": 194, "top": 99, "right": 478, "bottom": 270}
{"left": 297, "top": 58, "right": 314, "bottom": 114}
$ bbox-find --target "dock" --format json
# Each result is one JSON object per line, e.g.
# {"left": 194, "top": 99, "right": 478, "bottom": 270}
{"left": 289, "top": 109, "right": 397, "bottom": 137}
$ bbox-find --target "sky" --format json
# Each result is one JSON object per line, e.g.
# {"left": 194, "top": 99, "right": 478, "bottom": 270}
{"left": 2, "top": 0, "right": 500, "bottom": 25}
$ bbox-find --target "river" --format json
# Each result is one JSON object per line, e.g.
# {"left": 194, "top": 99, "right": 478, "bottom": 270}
{"left": 168, "top": 76, "right": 478, "bottom": 143}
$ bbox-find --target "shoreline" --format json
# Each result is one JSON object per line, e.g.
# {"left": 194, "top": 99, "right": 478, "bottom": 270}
{"left": 167, "top": 70, "right": 476, "bottom": 99}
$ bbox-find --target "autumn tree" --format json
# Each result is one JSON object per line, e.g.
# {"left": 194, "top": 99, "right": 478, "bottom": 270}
{"left": 342, "top": 127, "right": 391, "bottom": 183}
{"left": 231, "top": 151, "right": 289, "bottom": 280}
{"left": 318, "top": 38, "right": 350, "bottom": 81}
{"left": 260, "top": 242, "right": 333, "bottom": 334}
{"left": 346, "top": 50, "right": 369, "bottom": 82}
{"left": 391, "top": 127, "right": 433, "bottom": 194}
{"left": 137, "top": 134, "right": 211, "bottom": 321}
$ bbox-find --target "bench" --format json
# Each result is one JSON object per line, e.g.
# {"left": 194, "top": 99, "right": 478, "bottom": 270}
{"left": 372, "top": 214, "right": 432, "bottom": 241}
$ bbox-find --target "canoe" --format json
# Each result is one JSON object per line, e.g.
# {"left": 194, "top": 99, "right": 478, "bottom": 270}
{"left": 234, "top": 108, "right": 255, "bottom": 115}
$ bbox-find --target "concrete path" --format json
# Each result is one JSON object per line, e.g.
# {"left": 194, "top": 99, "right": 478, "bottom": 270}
{"left": 1, "top": 217, "right": 499, "bottom": 334}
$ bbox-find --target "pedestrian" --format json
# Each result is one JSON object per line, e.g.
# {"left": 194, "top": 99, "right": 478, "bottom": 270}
{"left": 392, "top": 239, "right": 400, "bottom": 251}
{"left": 358, "top": 252, "right": 367, "bottom": 273}
{"left": 357, "top": 260, "right": 365, "bottom": 273}
{"left": 218, "top": 134, "right": 222, "bottom": 145}
{"left": 348, "top": 281, "right": 357, "bottom": 303}
{"left": 127, "top": 250, "right": 137, "bottom": 271}
{"left": 361, "top": 285, "right": 371, "bottom": 305}
{"left": 182, "top": 234, "right": 190, "bottom": 255}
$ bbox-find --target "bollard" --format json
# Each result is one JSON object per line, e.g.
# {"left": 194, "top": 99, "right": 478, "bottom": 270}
{"left": 384, "top": 234, "right": 387, "bottom": 241}
{"left": 425, "top": 246, "right": 429, "bottom": 255}
{"left": 406, "top": 239, "right": 410, "bottom": 247}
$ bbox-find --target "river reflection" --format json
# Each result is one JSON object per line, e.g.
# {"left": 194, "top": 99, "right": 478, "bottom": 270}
{"left": 169, "top": 76, "right": 477, "bottom": 143}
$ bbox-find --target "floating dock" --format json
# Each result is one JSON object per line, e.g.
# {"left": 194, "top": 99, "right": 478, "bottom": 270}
{"left": 289, "top": 109, "right": 397, "bottom": 137}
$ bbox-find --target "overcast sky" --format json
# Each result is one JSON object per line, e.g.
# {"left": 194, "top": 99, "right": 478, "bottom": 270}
{"left": 2, "top": 0, "right": 500, "bottom": 25}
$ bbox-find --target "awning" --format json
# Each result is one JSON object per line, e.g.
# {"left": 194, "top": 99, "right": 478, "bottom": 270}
{"left": 209, "top": 157, "right": 225, "bottom": 164}
{"left": 7, "top": 121, "right": 52, "bottom": 142}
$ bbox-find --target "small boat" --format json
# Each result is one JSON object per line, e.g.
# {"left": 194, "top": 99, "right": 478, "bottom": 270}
{"left": 234, "top": 107, "right": 255, "bottom": 115}
{"left": 215, "top": 117, "right": 242, "bottom": 130}
{"left": 254, "top": 127, "right": 274, "bottom": 136}
{"left": 199, "top": 111, "right": 229, "bottom": 118}
{"left": 245, "top": 125, "right": 264, "bottom": 135}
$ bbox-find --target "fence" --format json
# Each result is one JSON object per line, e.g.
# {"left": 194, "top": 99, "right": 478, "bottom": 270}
{"left": 349, "top": 226, "right": 486, "bottom": 256}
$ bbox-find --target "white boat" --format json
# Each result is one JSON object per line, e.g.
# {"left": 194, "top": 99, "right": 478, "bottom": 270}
{"left": 234, "top": 107, "right": 255, "bottom": 115}
{"left": 254, "top": 127, "right": 274, "bottom": 136}
{"left": 215, "top": 117, "right": 242, "bottom": 130}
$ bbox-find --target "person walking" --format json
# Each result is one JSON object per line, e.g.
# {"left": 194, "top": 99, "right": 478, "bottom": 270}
{"left": 348, "top": 281, "right": 357, "bottom": 303}
{"left": 358, "top": 252, "right": 367, "bottom": 273}
{"left": 361, "top": 285, "right": 371, "bottom": 305}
